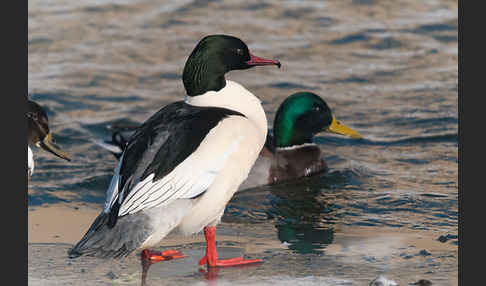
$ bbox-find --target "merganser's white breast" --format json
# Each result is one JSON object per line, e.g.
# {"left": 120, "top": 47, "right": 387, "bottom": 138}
{"left": 185, "top": 80, "right": 268, "bottom": 144}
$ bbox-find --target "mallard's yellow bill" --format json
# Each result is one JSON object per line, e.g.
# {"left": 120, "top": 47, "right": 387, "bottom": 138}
{"left": 40, "top": 132, "right": 71, "bottom": 161}
{"left": 322, "top": 116, "right": 362, "bottom": 139}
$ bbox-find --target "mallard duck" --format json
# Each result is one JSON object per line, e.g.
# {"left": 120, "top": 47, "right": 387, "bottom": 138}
{"left": 239, "top": 91, "right": 362, "bottom": 190}
{"left": 28, "top": 99, "right": 71, "bottom": 179}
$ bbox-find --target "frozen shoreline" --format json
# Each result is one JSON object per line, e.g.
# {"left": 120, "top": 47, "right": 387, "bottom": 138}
{"left": 28, "top": 203, "right": 457, "bottom": 286}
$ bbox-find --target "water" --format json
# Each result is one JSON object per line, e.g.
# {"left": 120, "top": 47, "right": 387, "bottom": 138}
{"left": 28, "top": 0, "right": 458, "bottom": 285}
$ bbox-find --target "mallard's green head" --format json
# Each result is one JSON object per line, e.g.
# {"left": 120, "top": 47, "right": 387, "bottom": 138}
{"left": 272, "top": 92, "right": 362, "bottom": 148}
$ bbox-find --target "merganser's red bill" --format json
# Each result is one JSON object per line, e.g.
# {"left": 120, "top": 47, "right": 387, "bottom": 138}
{"left": 246, "top": 53, "right": 281, "bottom": 68}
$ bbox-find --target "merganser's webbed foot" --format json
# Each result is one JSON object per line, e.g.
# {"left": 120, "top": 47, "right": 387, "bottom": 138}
{"left": 140, "top": 249, "right": 185, "bottom": 286}
{"left": 142, "top": 249, "right": 185, "bottom": 263}
{"left": 199, "top": 255, "right": 263, "bottom": 267}
{"left": 198, "top": 226, "right": 263, "bottom": 267}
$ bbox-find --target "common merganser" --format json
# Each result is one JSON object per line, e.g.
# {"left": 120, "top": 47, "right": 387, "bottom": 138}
{"left": 68, "top": 35, "right": 280, "bottom": 277}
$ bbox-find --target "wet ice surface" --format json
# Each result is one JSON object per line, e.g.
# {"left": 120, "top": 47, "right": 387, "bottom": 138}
{"left": 28, "top": 222, "right": 457, "bottom": 286}
{"left": 28, "top": 0, "right": 458, "bottom": 285}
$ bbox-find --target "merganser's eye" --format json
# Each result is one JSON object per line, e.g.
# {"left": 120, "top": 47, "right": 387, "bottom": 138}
{"left": 235, "top": 48, "right": 244, "bottom": 56}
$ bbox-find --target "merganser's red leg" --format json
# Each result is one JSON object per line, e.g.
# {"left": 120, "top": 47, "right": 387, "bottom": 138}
{"left": 142, "top": 249, "right": 185, "bottom": 263}
{"left": 140, "top": 249, "right": 185, "bottom": 286}
{"left": 198, "top": 226, "right": 263, "bottom": 267}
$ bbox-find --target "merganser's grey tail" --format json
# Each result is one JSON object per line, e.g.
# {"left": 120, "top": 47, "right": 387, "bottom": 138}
{"left": 68, "top": 211, "right": 153, "bottom": 259}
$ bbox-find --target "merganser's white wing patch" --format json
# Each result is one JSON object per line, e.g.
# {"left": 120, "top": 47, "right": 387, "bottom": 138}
{"left": 117, "top": 128, "right": 242, "bottom": 217}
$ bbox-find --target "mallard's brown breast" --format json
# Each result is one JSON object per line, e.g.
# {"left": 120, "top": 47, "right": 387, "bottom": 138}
{"left": 269, "top": 144, "right": 327, "bottom": 184}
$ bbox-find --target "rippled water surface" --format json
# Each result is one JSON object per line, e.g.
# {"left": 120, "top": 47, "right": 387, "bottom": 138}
{"left": 28, "top": 0, "right": 458, "bottom": 285}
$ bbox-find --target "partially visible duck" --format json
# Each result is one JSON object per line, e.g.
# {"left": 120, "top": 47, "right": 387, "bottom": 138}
{"left": 68, "top": 35, "right": 281, "bottom": 279}
{"left": 28, "top": 99, "right": 71, "bottom": 180}
{"left": 239, "top": 91, "right": 362, "bottom": 190}
{"left": 92, "top": 124, "right": 138, "bottom": 160}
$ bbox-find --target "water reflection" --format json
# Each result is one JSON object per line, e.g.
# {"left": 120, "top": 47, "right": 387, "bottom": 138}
{"left": 276, "top": 224, "right": 333, "bottom": 254}
{"left": 225, "top": 175, "right": 356, "bottom": 255}
{"left": 197, "top": 264, "right": 262, "bottom": 286}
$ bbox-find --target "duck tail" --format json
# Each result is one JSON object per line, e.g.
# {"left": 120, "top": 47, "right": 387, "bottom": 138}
{"left": 68, "top": 211, "right": 152, "bottom": 259}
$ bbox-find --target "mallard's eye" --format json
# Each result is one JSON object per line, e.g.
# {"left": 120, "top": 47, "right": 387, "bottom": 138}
{"left": 312, "top": 106, "right": 321, "bottom": 112}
